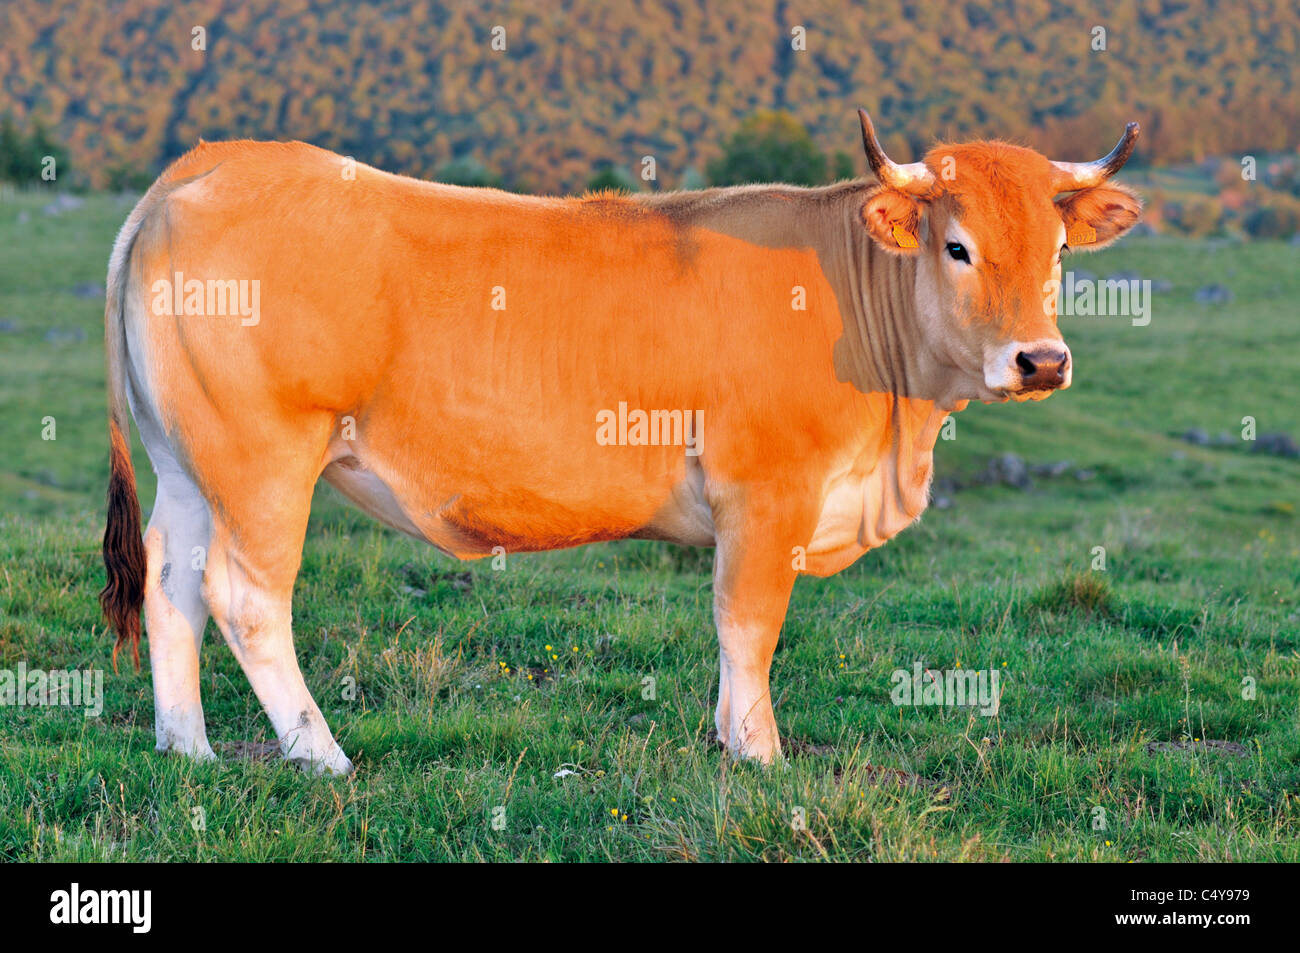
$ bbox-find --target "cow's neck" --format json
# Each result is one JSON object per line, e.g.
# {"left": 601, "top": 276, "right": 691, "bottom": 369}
{"left": 816, "top": 191, "right": 958, "bottom": 528}
{"left": 823, "top": 194, "right": 935, "bottom": 402}
{"left": 640, "top": 181, "right": 941, "bottom": 402}
{"left": 639, "top": 183, "right": 958, "bottom": 548}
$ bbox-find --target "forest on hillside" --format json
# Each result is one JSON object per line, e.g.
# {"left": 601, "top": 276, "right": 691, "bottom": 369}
{"left": 1, "top": 0, "right": 1298, "bottom": 194}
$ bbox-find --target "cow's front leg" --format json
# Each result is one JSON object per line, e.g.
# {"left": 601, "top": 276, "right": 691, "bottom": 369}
{"left": 710, "top": 485, "right": 819, "bottom": 763}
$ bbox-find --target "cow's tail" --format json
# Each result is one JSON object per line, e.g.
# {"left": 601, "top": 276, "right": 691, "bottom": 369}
{"left": 100, "top": 204, "right": 149, "bottom": 673}
{"left": 99, "top": 167, "right": 219, "bottom": 672}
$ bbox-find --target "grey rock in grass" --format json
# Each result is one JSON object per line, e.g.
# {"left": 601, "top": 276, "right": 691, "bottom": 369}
{"left": 1031, "top": 460, "right": 1073, "bottom": 478}
{"left": 1180, "top": 428, "right": 1210, "bottom": 446}
{"left": 1251, "top": 432, "right": 1299, "bottom": 458}
{"left": 43, "top": 327, "right": 86, "bottom": 344}
{"left": 42, "top": 194, "right": 85, "bottom": 217}
{"left": 1105, "top": 271, "right": 1172, "bottom": 294}
{"left": 69, "top": 281, "right": 104, "bottom": 299}
{"left": 1194, "top": 284, "right": 1233, "bottom": 304}
{"left": 981, "top": 453, "right": 1030, "bottom": 489}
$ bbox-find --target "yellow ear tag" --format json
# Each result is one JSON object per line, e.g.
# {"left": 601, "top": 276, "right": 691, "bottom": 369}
{"left": 1066, "top": 221, "right": 1097, "bottom": 246}
{"left": 892, "top": 224, "right": 919, "bottom": 249}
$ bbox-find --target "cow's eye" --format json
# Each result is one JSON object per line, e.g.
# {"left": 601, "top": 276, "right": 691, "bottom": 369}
{"left": 945, "top": 242, "right": 970, "bottom": 264}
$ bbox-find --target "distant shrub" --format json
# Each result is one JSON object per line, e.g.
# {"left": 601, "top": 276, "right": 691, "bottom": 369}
{"left": 105, "top": 163, "right": 155, "bottom": 193}
{"left": 1163, "top": 195, "right": 1225, "bottom": 237}
{"left": 1262, "top": 156, "right": 1300, "bottom": 198}
{"left": 0, "top": 115, "right": 69, "bottom": 186}
{"left": 706, "top": 110, "right": 829, "bottom": 187}
{"left": 586, "top": 163, "right": 640, "bottom": 194}
{"left": 829, "top": 149, "right": 857, "bottom": 182}
{"left": 1240, "top": 194, "right": 1300, "bottom": 238}
{"left": 678, "top": 166, "right": 707, "bottom": 190}
{"left": 1031, "top": 572, "right": 1115, "bottom": 617}
{"left": 436, "top": 157, "right": 504, "bottom": 189}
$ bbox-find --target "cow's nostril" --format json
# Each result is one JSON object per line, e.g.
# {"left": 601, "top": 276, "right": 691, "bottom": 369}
{"left": 1015, "top": 347, "right": 1069, "bottom": 389}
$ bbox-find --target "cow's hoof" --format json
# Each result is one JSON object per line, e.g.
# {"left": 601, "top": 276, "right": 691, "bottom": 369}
{"left": 285, "top": 746, "right": 355, "bottom": 777}
{"left": 719, "top": 719, "right": 783, "bottom": 765}
{"left": 156, "top": 738, "right": 217, "bottom": 762}
{"left": 721, "top": 735, "right": 782, "bottom": 765}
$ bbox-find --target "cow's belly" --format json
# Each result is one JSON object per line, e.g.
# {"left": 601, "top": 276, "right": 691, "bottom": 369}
{"left": 320, "top": 431, "right": 924, "bottom": 571}
{"left": 320, "top": 441, "right": 706, "bottom": 558}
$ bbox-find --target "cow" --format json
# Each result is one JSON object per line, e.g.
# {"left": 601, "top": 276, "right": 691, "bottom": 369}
{"left": 99, "top": 111, "right": 1141, "bottom": 773}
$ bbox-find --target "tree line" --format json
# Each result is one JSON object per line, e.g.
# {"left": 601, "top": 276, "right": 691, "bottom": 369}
{"left": 2, "top": 0, "right": 1297, "bottom": 195}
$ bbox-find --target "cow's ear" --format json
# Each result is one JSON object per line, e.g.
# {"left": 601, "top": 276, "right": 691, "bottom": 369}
{"left": 1055, "top": 183, "right": 1142, "bottom": 250}
{"left": 861, "top": 188, "right": 925, "bottom": 255}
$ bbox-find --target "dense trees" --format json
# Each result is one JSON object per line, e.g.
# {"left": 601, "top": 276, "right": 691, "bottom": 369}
{"left": 0, "top": 116, "right": 69, "bottom": 185}
{"left": 706, "top": 110, "right": 829, "bottom": 187}
{"left": 1, "top": 0, "right": 1296, "bottom": 195}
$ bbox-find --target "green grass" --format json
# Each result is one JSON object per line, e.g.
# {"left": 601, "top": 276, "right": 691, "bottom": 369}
{"left": 1, "top": 189, "right": 1298, "bottom": 862}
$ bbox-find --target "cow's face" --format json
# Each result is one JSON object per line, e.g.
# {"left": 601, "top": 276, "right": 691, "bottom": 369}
{"left": 857, "top": 112, "right": 1141, "bottom": 403}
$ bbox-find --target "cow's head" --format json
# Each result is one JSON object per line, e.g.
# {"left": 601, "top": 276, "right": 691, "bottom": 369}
{"left": 856, "top": 110, "right": 1141, "bottom": 403}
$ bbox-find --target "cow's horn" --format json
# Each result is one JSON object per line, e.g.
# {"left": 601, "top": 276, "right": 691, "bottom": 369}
{"left": 1050, "top": 122, "right": 1140, "bottom": 192}
{"left": 858, "top": 109, "right": 936, "bottom": 194}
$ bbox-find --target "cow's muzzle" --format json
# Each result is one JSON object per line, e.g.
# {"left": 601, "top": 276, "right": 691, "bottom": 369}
{"left": 982, "top": 340, "right": 1073, "bottom": 400}
{"left": 1014, "top": 346, "right": 1070, "bottom": 391}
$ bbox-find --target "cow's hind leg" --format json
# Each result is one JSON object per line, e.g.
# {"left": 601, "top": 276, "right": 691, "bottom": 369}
{"left": 143, "top": 469, "right": 215, "bottom": 759}
{"left": 199, "top": 431, "right": 352, "bottom": 775}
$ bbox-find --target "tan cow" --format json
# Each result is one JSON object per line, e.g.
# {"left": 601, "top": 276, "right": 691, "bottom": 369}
{"left": 100, "top": 111, "right": 1141, "bottom": 772}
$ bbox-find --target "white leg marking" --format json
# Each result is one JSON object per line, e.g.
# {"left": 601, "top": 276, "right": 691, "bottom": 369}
{"left": 143, "top": 476, "right": 215, "bottom": 760}
{"left": 715, "top": 617, "right": 782, "bottom": 763}
{"left": 204, "top": 539, "right": 352, "bottom": 776}
{"left": 714, "top": 650, "right": 732, "bottom": 744}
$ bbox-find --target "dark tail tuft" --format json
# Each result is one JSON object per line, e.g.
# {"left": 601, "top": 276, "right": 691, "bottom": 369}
{"left": 100, "top": 419, "right": 146, "bottom": 672}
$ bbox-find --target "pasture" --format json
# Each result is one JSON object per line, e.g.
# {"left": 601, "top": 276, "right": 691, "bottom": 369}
{"left": 1, "top": 189, "right": 1297, "bottom": 861}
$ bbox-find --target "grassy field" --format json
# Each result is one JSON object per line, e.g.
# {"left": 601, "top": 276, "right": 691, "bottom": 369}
{"left": 1, "top": 188, "right": 1298, "bottom": 862}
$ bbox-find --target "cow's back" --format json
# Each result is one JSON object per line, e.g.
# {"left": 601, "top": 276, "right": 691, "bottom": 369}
{"left": 132, "top": 141, "right": 869, "bottom": 552}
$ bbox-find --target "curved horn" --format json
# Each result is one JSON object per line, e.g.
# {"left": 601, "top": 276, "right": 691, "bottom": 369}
{"left": 1051, "top": 122, "right": 1140, "bottom": 192}
{"left": 858, "top": 108, "right": 936, "bottom": 194}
